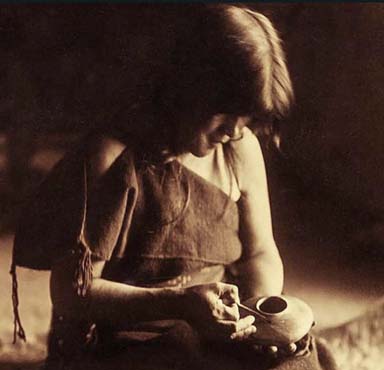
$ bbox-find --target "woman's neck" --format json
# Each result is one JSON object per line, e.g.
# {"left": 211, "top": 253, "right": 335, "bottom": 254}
{"left": 177, "top": 145, "right": 241, "bottom": 202}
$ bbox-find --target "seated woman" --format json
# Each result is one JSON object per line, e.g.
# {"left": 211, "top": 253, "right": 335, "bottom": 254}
{"left": 12, "top": 4, "right": 338, "bottom": 370}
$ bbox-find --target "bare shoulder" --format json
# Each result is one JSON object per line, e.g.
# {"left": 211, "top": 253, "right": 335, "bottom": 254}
{"left": 230, "top": 127, "right": 266, "bottom": 194}
{"left": 231, "top": 127, "right": 263, "bottom": 162}
{"left": 86, "top": 133, "right": 128, "bottom": 180}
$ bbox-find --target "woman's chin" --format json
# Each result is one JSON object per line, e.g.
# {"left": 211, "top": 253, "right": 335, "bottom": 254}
{"left": 190, "top": 145, "right": 216, "bottom": 157}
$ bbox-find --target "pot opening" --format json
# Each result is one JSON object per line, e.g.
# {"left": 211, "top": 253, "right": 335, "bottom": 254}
{"left": 257, "top": 296, "right": 288, "bottom": 315}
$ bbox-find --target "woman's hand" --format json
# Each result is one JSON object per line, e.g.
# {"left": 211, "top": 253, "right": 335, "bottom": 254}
{"left": 252, "top": 342, "right": 299, "bottom": 358}
{"left": 241, "top": 296, "right": 306, "bottom": 357}
{"left": 183, "top": 283, "right": 256, "bottom": 341}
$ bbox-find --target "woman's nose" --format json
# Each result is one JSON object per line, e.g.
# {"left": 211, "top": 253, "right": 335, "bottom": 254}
{"left": 223, "top": 124, "right": 244, "bottom": 142}
{"left": 225, "top": 124, "right": 238, "bottom": 137}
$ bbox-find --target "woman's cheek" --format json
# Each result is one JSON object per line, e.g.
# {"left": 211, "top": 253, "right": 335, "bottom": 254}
{"left": 190, "top": 136, "right": 216, "bottom": 157}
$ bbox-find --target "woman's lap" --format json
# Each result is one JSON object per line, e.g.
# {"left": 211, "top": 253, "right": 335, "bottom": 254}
{"left": 55, "top": 321, "right": 338, "bottom": 370}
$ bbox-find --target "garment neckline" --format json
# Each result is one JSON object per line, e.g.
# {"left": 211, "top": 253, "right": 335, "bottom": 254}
{"left": 118, "top": 142, "right": 241, "bottom": 203}
{"left": 176, "top": 145, "right": 241, "bottom": 203}
{"left": 174, "top": 158, "right": 240, "bottom": 204}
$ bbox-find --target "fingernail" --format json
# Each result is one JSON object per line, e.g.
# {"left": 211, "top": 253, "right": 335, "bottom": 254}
{"left": 230, "top": 333, "right": 236, "bottom": 340}
{"left": 288, "top": 343, "right": 297, "bottom": 353}
{"left": 267, "top": 346, "right": 278, "bottom": 355}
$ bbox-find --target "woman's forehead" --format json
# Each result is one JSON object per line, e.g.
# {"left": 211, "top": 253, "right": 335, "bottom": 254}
{"left": 209, "top": 113, "right": 252, "bottom": 126}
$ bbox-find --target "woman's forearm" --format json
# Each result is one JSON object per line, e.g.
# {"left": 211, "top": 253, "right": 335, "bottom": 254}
{"left": 234, "top": 249, "right": 284, "bottom": 300}
{"left": 49, "top": 257, "right": 255, "bottom": 341}
{"left": 87, "top": 278, "right": 186, "bottom": 324}
{"left": 50, "top": 256, "right": 186, "bottom": 326}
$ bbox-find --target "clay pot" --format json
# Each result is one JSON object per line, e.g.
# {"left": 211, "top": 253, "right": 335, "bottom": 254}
{"left": 240, "top": 295, "right": 314, "bottom": 346}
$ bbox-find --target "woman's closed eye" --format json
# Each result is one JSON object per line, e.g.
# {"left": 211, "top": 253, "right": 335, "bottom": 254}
{"left": 211, "top": 115, "right": 249, "bottom": 143}
{"left": 224, "top": 125, "right": 244, "bottom": 141}
{"left": 215, "top": 127, "right": 243, "bottom": 142}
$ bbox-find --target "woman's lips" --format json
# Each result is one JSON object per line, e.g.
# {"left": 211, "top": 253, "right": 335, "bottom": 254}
{"left": 210, "top": 134, "right": 226, "bottom": 144}
{"left": 210, "top": 140, "right": 222, "bottom": 147}
{"left": 211, "top": 136, "right": 230, "bottom": 144}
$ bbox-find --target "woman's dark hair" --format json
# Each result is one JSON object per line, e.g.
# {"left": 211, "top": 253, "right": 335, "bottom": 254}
{"left": 104, "top": 4, "right": 294, "bottom": 223}
{"left": 109, "top": 4, "right": 293, "bottom": 158}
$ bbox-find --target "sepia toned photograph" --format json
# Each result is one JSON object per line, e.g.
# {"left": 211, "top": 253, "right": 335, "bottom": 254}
{"left": 0, "top": 3, "right": 383, "bottom": 370}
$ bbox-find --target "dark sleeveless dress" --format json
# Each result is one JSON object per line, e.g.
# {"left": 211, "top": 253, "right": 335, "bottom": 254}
{"left": 12, "top": 137, "right": 338, "bottom": 370}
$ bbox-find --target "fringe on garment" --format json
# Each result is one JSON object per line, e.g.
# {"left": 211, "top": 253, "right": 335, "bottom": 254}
{"left": 10, "top": 262, "right": 26, "bottom": 343}
{"left": 74, "top": 159, "right": 93, "bottom": 297}
{"left": 73, "top": 239, "right": 93, "bottom": 297}
{"left": 11, "top": 159, "right": 93, "bottom": 342}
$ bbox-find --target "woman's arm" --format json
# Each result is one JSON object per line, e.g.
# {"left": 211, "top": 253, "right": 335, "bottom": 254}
{"left": 50, "top": 256, "right": 255, "bottom": 340}
{"left": 50, "top": 257, "right": 185, "bottom": 324}
{"left": 230, "top": 128, "right": 284, "bottom": 300}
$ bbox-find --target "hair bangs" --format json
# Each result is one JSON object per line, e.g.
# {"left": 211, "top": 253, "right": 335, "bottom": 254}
{"left": 221, "top": 7, "right": 294, "bottom": 145}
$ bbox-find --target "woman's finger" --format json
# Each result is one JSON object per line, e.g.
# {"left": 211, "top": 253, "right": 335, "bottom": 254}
{"left": 235, "top": 315, "right": 255, "bottom": 331}
{"left": 230, "top": 325, "right": 257, "bottom": 341}
{"left": 266, "top": 346, "right": 279, "bottom": 356}
{"left": 220, "top": 302, "right": 240, "bottom": 321}
{"left": 229, "top": 315, "right": 256, "bottom": 340}
{"left": 215, "top": 315, "right": 254, "bottom": 339}
{"left": 219, "top": 284, "right": 240, "bottom": 305}
{"left": 251, "top": 343, "right": 298, "bottom": 357}
{"left": 279, "top": 342, "right": 297, "bottom": 355}
{"left": 224, "top": 315, "right": 255, "bottom": 336}
{"left": 213, "top": 299, "right": 237, "bottom": 321}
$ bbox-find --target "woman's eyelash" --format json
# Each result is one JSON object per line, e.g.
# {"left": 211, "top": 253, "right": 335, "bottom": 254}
{"left": 217, "top": 125, "right": 230, "bottom": 133}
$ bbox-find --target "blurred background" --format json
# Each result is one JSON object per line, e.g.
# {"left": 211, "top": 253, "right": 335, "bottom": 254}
{"left": 0, "top": 3, "right": 383, "bottom": 369}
